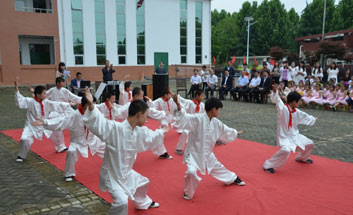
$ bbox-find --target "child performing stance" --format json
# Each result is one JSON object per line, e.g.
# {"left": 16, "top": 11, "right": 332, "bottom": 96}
{"left": 14, "top": 81, "right": 72, "bottom": 162}
{"left": 263, "top": 85, "right": 317, "bottom": 173}
{"left": 32, "top": 96, "right": 105, "bottom": 182}
{"left": 83, "top": 88, "right": 169, "bottom": 214}
{"left": 173, "top": 95, "right": 245, "bottom": 200}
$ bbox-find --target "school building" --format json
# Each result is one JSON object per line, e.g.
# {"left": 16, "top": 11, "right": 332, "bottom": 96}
{"left": 0, "top": 0, "right": 212, "bottom": 85}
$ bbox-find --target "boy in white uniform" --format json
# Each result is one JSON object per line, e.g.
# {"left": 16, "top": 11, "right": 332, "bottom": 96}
{"left": 173, "top": 95, "right": 246, "bottom": 200}
{"left": 96, "top": 92, "right": 122, "bottom": 121}
{"left": 46, "top": 77, "right": 82, "bottom": 152}
{"left": 118, "top": 87, "right": 173, "bottom": 159}
{"left": 14, "top": 81, "right": 72, "bottom": 162}
{"left": 83, "top": 88, "right": 169, "bottom": 214}
{"left": 263, "top": 85, "right": 317, "bottom": 173}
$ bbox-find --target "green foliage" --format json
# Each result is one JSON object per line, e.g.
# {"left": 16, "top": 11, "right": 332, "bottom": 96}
{"left": 212, "top": 0, "right": 351, "bottom": 65}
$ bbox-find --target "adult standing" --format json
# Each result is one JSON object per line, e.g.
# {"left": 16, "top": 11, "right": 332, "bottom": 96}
{"left": 279, "top": 61, "right": 292, "bottom": 87}
{"left": 102, "top": 60, "right": 115, "bottom": 94}
{"left": 56, "top": 62, "right": 71, "bottom": 88}
{"left": 271, "top": 62, "right": 281, "bottom": 84}
{"left": 224, "top": 61, "right": 235, "bottom": 77}
{"left": 295, "top": 62, "right": 307, "bottom": 85}
{"left": 155, "top": 62, "right": 167, "bottom": 74}
{"left": 327, "top": 62, "right": 339, "bottom": 84}
{"left": 312, "top": 63, "right": 324, "bottom": 83}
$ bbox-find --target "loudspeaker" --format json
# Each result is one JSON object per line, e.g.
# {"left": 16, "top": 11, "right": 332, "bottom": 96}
{"left": 153, "top": 74, "right": 169, "bottom": 100}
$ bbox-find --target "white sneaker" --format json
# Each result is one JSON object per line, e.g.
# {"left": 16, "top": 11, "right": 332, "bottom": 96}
{"left": 58, "top": 148, "right": 68, "bottom": 153}
{"left": 65, "top": 176, "right": 74, "bottom": 182}
{"left": 16, "top": 156, "right": 24, "bottom": 162}
{"left": 149, "top": 201, "right": 159, "bottom": 208}
{"left": 234, "top": 177, "right": 246, "bottom": 186}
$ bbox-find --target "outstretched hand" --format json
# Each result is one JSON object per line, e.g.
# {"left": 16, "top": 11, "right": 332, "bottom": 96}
{"left": 237, "top": 130, "right": 244, "bottom": 135}
{"left": 161, "top": 125, "right": 170, "bottom": 133}
{"left": 14, "top": 81, "right": 19, "bottom": 92}
{"left": 85, "top": 87, "right": 95, "bottom": 111}
{"left": 28, "top": 87, "right": 34, "bottom": 93}
{"left": 32, "top": 119, "right": 44, "bottom": 127}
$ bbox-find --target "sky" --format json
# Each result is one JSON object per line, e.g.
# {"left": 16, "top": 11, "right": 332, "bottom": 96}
{"left": 211, "top": 0, "right": 340, "bottom": 15}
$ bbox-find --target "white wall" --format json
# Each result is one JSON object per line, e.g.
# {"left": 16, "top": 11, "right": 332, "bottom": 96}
{"left": 57, "top": 0, "right": 211, "bottom": 67}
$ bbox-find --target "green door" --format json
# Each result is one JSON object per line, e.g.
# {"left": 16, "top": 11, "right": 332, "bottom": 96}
{"left": 154, "top": 52, "right": 168, "bottom": 73}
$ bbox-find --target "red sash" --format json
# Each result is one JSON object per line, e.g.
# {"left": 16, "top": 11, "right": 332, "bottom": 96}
{"left": 126, "top": 90, "right": 131, "bottom": 101}
{"left": 78, "top": 104, "right": 89, "bottom": 139}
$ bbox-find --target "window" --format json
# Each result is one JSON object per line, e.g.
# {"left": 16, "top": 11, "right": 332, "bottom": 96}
{"left": 95, "top": 0, "right": 106, "bottom": 65}
{"left": 116, "top": 0, "right": 126, "bottom": 64}
{"left": 29, "top": 44, "right": 50, "bottom": 64}
{"left": 195, "top": 2, "right": 202, "bottom": 64}
{"left": 136, "top": 0, "right": 145, "bottom": 64}
{"left": 15, "top": 0, "right": 53, "bottom": 13}
{"left": 180, "top": 0, "right": 187, "bottom": 64}
{"left": 72, "top": 0, "right": 84, "bottom": 65}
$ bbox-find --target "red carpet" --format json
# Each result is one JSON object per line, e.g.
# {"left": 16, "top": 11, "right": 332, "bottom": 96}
{"left": 2, "top": 119, "right": 353, "bottom": 215}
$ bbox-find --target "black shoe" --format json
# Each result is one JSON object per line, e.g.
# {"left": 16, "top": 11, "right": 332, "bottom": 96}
{"left": 264, "top": 168, "right": 275, "bottom": 173}
{"left": 159, "top": 152, "right": 173, "bottom": 159}
{"left": 183, "top": 193, "right": 192, "bottom": 200}
{"left": 58, "top": 147, "right": 68, "bottom": 153}
{"left": 296, "top": 159, "right": 313, "bottom": 164}
{"left": 149, "top": 201, "right": 160, "bottom": 208}
{"left": 16, "top": 156, "right": 24, "bottom": 162}
{"left": 234, "top": 177, "right": 246, "bottom": 186}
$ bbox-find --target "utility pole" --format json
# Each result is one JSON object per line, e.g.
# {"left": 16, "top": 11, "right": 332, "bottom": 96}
{"left": 320, "top": 0, "right": 327, "bottom": 67}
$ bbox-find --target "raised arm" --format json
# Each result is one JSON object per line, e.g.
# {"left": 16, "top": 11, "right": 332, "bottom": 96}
{"left": 83, "top": 88, "right": 116, "bottom": 143}
{"left": 271, "top": 85, "right": 285, "bottom": 111}
{"left": 148, "top": 107, "right": 166, "bottom": 121}
{"left": 14, "top": 81, "right": 32, "bottom": 109}
{"left": 44, "top": 100, "right": 72, "bottom": 115}
{"left": 43, "top": 113, "right": 76, "bottom": 131}
{"left": 64, "top": 88, "right": 82, "bottom": 104}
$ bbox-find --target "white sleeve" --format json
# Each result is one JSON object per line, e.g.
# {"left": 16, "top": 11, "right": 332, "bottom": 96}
{"left": 271, "top": 91, "right": 285, "bottom": 112}
{"left": 216, "top": 119, "right": 238, "bottom": 143}
{"left": 297, "top": 109, "right": 316, "bottom": 126}
{"left": 174, "top": 109, "right": 198, "bottom": 130}
{"left": 44, "top": 100, "right": 72, "bottom": 115}
{"left": 15, "top": 91, "right": 32, "bottom": 109}
{"left": 119, "top": 81, "right": 124, "bottom": 95}
{"left": 44, "top": 113, "right": 75, "bottom": 131}
{"left": 136, "top": 127, "right": 165, "bottom": 153}
{"left": 83, "top": 106, "right": 117, "bottom": 144}
{"left": 65, "top": 88, "right": 82, "bottom": 104}
{"left": 148, "top": 107, "right": 166, "bottom": 121}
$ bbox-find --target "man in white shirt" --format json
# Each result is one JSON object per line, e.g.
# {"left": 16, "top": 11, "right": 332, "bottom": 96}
{"left": 231, "top": 71, "right": 249, "bottom": 101}
{"left": 266, "top": 58, "right": 273, "bottom": 73}
{"left": 244, "top": 71, "right": 261, "bottom": 102}
{"left": 205, "top": 69, "right": 218, "bottom": 99}
{"left": 200, "top": 65, "right": 209, "bottom": 90}
{"left": 188, "top": 69, "right": 202, "bottom": 98}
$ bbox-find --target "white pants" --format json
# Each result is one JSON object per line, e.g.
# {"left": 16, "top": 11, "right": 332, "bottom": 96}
{"left": 64, "top": 147, "right": 79, "bottom": 177}
{"left": 106, "top": 171, "right": 152, "bottom": 215}
{"left": 176, "top": 130, "right": 189, "bottom": 151}
{"left": 184, "top": 160, "right": 237, "bottom": 199}
{"left": 263, "top": 144, "right": 314, "bottom": 170}
{"left": 18, "top": 127, "right": 35, "bottom": 159}
{"left": 49, "top": 130, "right": 67, "bottom": 152}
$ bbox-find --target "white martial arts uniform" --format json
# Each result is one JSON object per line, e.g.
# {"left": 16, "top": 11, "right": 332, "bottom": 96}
{"left": 15, "top": 91, "right": 72, "bottom": 158}
{"left": 263, "top": 91, "right": 316, "bottom": 170}
{"left": 46, "top": 86, "right": 82, "bottom": 152}
{"left": 152, "top": 97, "right": 179, "bottom": 129}
{"left": 119, "top": 82, "right": 132, "bottom": 106}
{"left": 176, "top": 95, "right": 205, "bottom": 151}
{"left": 43, "top": 109, "right": 105, "bottom": 177}
{"left": 116, "top": 100, "right": 168, "bottom": 156}
{"left": 175, "top": 109, "right": 239, "bottom": 199}
{"left": 96, "top": 101, "right": 123, "bottom": 121}
{"left": 83, "top": 107, "right": 166, "bottom": 215}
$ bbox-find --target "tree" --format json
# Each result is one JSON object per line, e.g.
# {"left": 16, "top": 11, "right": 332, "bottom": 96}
{"left": 317, "top": 41, "right": 348, "bottom": 60}
{"left": 287, "top": 52, "right": 299, "bottom": 64}
{"left": 331, "top": 0, "right": 353, "bottom": 31}
{"left": 269, "top": 46, "right": 286, "bottom": 61}
{"left": 298, "top": 0, "right": 336, "bottom": 36}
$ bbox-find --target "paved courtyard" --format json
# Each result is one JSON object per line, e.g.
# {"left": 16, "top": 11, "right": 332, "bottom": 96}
{"left": 0, "top": 81, "right": 352, "bottom": 214}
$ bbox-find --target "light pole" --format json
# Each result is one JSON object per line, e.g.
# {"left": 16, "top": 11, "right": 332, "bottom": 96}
{"left": 320, "top": 0, "right": 327, "bottom": 67}
{"left": 244, "top": 16, "right": 257, "bottom": 65}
